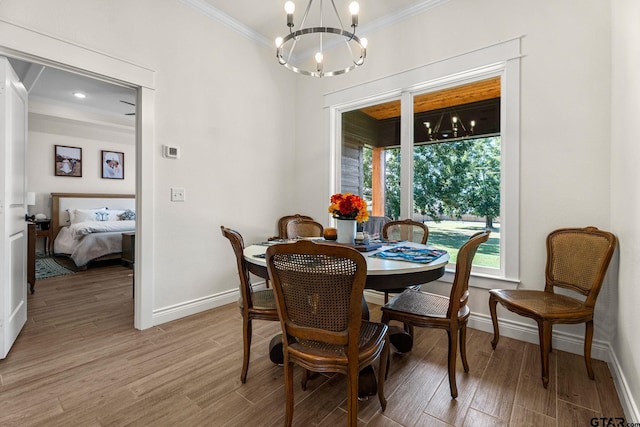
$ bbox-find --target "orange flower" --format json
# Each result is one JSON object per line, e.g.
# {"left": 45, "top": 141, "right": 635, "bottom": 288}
{"left": 328, "top": 193, "right": 369, "bottom": 223}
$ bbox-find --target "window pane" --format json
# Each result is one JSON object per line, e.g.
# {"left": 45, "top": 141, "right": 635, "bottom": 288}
{"left": 413, "top": 137, "right": 501, "bottom": 268}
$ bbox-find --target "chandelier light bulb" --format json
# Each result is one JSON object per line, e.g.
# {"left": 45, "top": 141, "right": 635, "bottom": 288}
{"left": 360, "top": 37, "right": 368, "bottom": 48}
{"left": 275, "top": 37, "right": 283, "bottom": 48}
{"left": 452, "top": 116, "right": 458, "bottom": 123}
{"left": 315, "top": 52, "right": 324, "bottom": 64}
{"left": 284, "top": 1, "right": 295, "bottom": 14}
{"left": 349, "top": 2, "right": 359, "bottom": 27}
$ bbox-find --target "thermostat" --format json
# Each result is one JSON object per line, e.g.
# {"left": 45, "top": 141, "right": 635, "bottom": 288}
{"left": 163, "top": 145, "right": 180, "bottom": 159}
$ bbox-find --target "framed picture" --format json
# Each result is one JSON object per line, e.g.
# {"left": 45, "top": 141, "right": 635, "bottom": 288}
{"left": 101, "top": 150, "right": 124, "bottom": 179}
{"left": 54, "top": 145, "right": 82, "bottom": 177}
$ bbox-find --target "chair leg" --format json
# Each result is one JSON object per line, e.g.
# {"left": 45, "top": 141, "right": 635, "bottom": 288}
{"left": 460, "top": 323, "right": 469, "bottom": 373}
{"left": 301, "top": 369, "right": 310, "bottom": 390}
{"left": 284, "top": 358, "right": 295, "bottom": 427}
{"left": 538, "top": 321, "right": 552, "bottom": 388}
{"left": 377, "top": 336, "right": 390, "bottom": 411}
{"left": 384, "top": 291, "right": 389, "bottom": 304}
{"left": 447, "top": 329, "right": 459, "bottom": 399}
{"left": 347, "top": 364, "right": 359, "bottom": 427}
{"left": 241, "top": 318, "right": 252, "bottom": 383}
{"left": 488, "top": 294, "right": 500, "bottom": 349}
{"left": 585, "top": 320, "right": 595, "bottom": 379}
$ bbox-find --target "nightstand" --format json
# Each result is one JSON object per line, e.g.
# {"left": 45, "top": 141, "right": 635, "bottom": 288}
{"left": 35, "top": 219, "right": 52, "bottom": 256}
{"left": 122, "top": 232, "right": 135, "bottom": 268}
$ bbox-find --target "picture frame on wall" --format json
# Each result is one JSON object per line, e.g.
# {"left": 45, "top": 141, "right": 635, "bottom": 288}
{"left": 54, "top": 145, "right": 82, "bottom": 177}
{"left": 101, "top": 150, "right": 124, "bottom": 179}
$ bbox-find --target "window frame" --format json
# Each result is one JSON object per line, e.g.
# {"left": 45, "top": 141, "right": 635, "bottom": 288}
{"left": 326, "top": 38, "right": 521, "bottom": 288}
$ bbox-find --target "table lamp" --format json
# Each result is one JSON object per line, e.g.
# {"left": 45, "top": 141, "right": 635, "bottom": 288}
{"left": 25, "top": 192, "right": 36, "bottom": 221}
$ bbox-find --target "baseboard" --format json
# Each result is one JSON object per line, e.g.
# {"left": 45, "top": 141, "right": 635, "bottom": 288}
{"left": 152, "top": 287, "right": 239, "bottom": 325}
{"left": 604, "top": 342, "right": 640, "bottom": 423}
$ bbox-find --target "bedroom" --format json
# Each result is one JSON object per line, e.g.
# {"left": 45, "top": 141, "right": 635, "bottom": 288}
{"left": 15, "top": 59, "right": 138, "bottom": 288}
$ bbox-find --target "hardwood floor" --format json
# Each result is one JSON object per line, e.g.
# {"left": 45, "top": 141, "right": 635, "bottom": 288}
{"left": 0, "top": 265, "right": 625, "bottom": 426}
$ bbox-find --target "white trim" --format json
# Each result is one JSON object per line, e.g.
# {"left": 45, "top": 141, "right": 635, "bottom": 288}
{"left": 178, "top": 0, "right": 271, "bottom": 50}
{"left": 607, "top": 344, "right": 640, "bottom": 422}
{"left": 153, "top": 288, "right": 239, "bottom": 325}
{"left": 0, "top": 19, "right": 156, "bottom": 330}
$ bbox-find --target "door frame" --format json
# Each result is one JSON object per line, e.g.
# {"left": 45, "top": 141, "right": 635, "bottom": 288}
{"left": 0, "top": 19, "right": 155, "bottom": 329}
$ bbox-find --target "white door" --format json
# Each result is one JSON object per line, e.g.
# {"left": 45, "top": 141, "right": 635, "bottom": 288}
{"left": 0, "top": 56, "right": 28, "bottom": 358}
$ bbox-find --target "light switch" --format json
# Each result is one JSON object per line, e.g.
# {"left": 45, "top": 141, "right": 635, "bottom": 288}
{"left": 171, "top": 187, "right": 185, "bottom": 202}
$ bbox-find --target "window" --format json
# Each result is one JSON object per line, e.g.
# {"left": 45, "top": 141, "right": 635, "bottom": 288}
{"left": 327, "top": 38, "right": 521, "bottom": 287}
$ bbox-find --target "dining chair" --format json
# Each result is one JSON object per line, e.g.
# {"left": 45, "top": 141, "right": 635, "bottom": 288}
{"left": 285, "top": 218, "right": 324, "bottom": 239}
{"left": 271, "top": 214, "right": 314, "bottom": 240}
{"left": 220, "top": 226, "right": 279, "bottom": 383}
{"left": 266, "top": 240, "right": 389, "bottom": 427}
{"left": 489, "top": 226, "right": 617, "bottom": 388}
{"left": 381, "top": 230, "right": 491, "bottom": 399}
{"left": 362, "top": 215, "right": 391, "bottom": 237}
{"left": 381, "top": 218, "right": 430, "bottom": 303}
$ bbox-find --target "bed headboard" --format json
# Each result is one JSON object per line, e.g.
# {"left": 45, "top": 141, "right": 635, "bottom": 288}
{"left": 51, "top": 193, "right": 136, "bottom": 241}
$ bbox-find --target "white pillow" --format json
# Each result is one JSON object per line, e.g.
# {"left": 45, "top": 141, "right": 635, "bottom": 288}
{"left": 69, "top": 208, "right": 109, "bottom": 224}
{"left": 106, "top": 209, "right": 126, "bottom": 220}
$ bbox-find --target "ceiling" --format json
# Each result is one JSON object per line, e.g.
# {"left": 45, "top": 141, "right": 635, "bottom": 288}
{"left": 5, "top": 0, "right": 446, "bottom": 119}
{"left": 197, "top": 0, "right": 445, "bottom": 45}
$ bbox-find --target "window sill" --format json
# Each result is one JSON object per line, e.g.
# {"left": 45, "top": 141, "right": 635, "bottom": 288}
{"left": 438, "top": 268, "right": 520, "bottom": 290}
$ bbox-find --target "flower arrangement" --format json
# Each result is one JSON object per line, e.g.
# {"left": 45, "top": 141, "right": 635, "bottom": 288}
{"left": 328, "top": 193, "right": 369, "bottom": 223}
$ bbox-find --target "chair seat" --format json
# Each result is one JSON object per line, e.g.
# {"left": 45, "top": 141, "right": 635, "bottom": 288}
{"left": 238, "top": 288, "right": 277, "bottom": 311}
{"left": 289, "top": 321, "right": 388, "bottom": 364}
{"left": 383, "top": 289, "right": 470, "bottom": 322}
{"left": 489, "top": 289, "right": 591, "bottom": 319}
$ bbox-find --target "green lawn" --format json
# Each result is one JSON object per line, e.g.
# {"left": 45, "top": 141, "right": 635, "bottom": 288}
{"left": 425, "top": 220, "right": 500, "bottom": 268}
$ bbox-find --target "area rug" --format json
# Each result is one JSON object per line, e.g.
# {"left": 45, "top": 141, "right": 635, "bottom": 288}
{"left": 35, "top": 256, "right": 76, "bottom": 280}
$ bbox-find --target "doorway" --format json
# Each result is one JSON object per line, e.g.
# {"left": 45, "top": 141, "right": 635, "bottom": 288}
{"left": 0, "top": 21, "right": 156, "bottom": 331}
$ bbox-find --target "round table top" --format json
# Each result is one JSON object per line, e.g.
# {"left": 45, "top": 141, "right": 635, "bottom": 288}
{"left": 243, "top": 240, "right": 449, "bottom": 276}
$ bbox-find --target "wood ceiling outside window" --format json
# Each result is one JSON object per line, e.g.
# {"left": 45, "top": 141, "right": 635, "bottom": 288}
{"left": 359, "top": 77, "right": 501, "bottom": 120}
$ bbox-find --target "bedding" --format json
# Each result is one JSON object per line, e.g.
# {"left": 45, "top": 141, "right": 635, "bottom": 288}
{"left": 69, "top": 220, "right": 135, "bottom": 239}
{"left": 51, "top": 193, "right": 136, "bottom": 268}
{"left": 54, "top": 224, "right": 135, "bottom": 267}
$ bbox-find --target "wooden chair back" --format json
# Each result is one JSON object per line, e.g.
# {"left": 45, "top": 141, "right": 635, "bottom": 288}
{"left": 276, "top": 214, "right": 314, "bottom": 239}
{"left": 266, "top": 240, "right": 367, "bottom": 348}
{"left": 220, "top": 226, "right": 254, "bottom": 310}
{"left": 285, "top": 219, "right": 324, "bottom": 239}
{"left": 382, "top": 219, "right": 429, "bottom": 244}
{"left": 449, "top": 230, "right": 491, "bottom": 318}
{"left": 544, "top": 226, "right": 617, "bottom": 307}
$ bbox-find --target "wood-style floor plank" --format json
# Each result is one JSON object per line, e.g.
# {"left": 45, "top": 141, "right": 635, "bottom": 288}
{"left": 0, "top": 264, "right": 626, "bottom": 426}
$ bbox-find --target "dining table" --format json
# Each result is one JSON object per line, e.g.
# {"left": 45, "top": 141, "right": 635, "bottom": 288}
{"left": 244, "top": 238, "right": 449, "bottom": 396}
{"left": 244, "top": 239, "right": 449, "bottom": 344}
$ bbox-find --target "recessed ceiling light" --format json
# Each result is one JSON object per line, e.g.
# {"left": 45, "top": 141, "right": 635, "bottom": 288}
{"left": 73, "top": 92, "right": 86, "bottom": 99}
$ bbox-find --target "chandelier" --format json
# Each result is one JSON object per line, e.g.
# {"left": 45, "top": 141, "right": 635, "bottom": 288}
{"left": 275, "top": 1, "right": 368, "bottom": 77}
{"left": 424, "top": 110, "right": 476, "bottom": 141}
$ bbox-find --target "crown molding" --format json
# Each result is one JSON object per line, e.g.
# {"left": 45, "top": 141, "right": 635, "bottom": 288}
{"left": 179, "top": 0, "right": 450, "bottom": 54}
{"left": 178, "top": 0, "right": 272, "bottom": 50}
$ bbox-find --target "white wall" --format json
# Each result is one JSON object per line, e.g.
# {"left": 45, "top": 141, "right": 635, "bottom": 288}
{"left": 611, "top": 0, "right": 640, "bottom": 418}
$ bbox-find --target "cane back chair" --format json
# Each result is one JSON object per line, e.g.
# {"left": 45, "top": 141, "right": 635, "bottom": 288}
{"left": 221, "top": 226, "right": 279, "bottom": 383}
{"left": 381, "top": 230, "right": 491, "bottom": 398}
{"left": 266, "top": 240, "right": 389, "bottom": 427}
{"left": 489, "top": 226, "right": 617, "bottom": 388}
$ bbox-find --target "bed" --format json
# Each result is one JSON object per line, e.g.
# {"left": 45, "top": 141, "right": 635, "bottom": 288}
{"left": 51, "top": 193, "right": 136, "bottom": 268}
